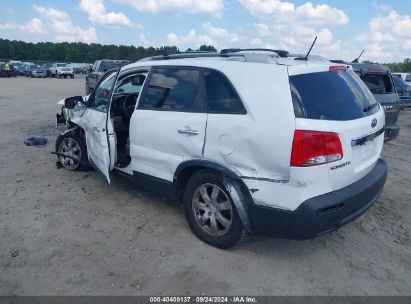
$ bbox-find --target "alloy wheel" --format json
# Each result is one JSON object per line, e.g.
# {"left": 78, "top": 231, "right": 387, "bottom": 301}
{"left": 58, "top": 137, "right": 81, "bottom": 170}
{"left": 192, "top": 183, "right": 233, "bottom": 237}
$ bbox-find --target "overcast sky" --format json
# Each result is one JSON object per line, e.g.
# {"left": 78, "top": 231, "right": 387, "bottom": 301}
{"left": 0, "top": 0, "right": 410, "bottom": 62}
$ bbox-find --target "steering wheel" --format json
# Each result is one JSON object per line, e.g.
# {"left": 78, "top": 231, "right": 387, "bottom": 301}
{"left": 122, "top": 95, "right": 137, "bottom": 118}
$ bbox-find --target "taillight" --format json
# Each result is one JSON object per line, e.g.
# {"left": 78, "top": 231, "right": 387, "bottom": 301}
{"left": 329, "top": 65, "right": 346, "bottom": 71}
{"left": 290, "top": 130, "right": 343, "bottom": 167}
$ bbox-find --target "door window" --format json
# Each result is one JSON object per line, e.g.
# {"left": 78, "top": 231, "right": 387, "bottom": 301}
{"left": 203, "top": 69, "right": 246, "bottom": 114}
{"left": 88, "top": 72, "right": 116, "bottom": 112}
{"left": 138, "top": 67, "right": 205, "bottom": 112}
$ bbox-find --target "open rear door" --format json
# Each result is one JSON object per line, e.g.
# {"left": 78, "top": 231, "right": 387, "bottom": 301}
{"left": 82, "top": 69, "right": 119, "bottom": 183}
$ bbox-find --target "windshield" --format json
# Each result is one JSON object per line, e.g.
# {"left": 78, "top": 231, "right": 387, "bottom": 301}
{"left": 114, "top": 74, "right": 147, "bottom": 94}
{"left": 360, "top": 73, "right": 394, "bottom": 94}
{"left": 290, "top": 70, "right": 379, "bottom": 121}
{"left": 57, "top": 64, "right": 66, "bottom": 67}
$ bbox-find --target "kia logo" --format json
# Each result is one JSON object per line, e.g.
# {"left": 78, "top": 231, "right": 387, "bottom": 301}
{"left": 371, "top": 119, "right": 377, "bottom": 128}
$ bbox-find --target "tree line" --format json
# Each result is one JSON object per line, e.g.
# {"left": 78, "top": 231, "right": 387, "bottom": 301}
{"left": 0, "top": 38, "right": 216, "bottom": 63}
{"left": 0, "top": 38, "right": 410, "bottom": 72}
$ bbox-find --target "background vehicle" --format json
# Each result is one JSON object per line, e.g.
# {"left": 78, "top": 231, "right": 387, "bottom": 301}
{"left": 85, "top": 59, "right": 131, "bottom": 94}
{"left": 25, "top": 64, "right": 47, "bottom": 78}
{"left": 392, "top": 74, "right": 411, "bottom": 107}
{"left": 41, "top": 63, "right": 52, "bottom": 77}
{"left": 17, "top": 65, "right": 26, "bottom": 76}
{"left": 49, "top": 63, "right": 74, "bottom": 79}
{"left": 55, "top": 50, "right": 387, "bottom": 248}
{"left": 349, "top": 63, "right": 400, "bottom": 140}
{"left": 392, "top": 72, "right": 411, "bottom": 84}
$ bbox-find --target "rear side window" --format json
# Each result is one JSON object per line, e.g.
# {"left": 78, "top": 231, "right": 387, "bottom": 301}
{"left": 204, "top": 70, "right": 246, "bottom": 114}
{"left": 360, "top": 73, "right": 393, "bottom": 94}
{"left": 290, "top": 70, "right": 379, "bottom": 121}
{"left": 406, "top": 75, "right": 411, "bottom": 82}
{"left": 138, "top": 67, "right": 205, "bottom": 112}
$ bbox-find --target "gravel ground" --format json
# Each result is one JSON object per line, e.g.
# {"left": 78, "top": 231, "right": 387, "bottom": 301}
{"left": 0, "top": 76, "right": 410, "bottom": 296}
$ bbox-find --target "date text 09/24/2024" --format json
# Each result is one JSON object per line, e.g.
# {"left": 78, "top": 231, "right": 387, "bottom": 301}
{"left": 149, "top": 296, "right": 257, "bottom": 303}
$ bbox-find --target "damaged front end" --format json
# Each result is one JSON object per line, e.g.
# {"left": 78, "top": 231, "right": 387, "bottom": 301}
{"left": 56, "top": 95, "right": 89, "bottom": 128}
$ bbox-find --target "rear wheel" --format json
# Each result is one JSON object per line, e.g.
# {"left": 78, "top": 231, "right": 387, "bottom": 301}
{"left": 56, "top": 132, "right": 89, "bottom": 171}
{"left": 183, "top": 170, "right": 243, "bottom": 248}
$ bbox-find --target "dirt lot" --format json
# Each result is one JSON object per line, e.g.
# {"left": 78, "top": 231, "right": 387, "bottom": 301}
{"left": 0, "top": 76, "right": 410, "bottom": 296}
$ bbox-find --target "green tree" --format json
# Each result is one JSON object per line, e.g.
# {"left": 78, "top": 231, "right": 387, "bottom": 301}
{"left": 197, "top": 45, "right": 217, "bottom": 52}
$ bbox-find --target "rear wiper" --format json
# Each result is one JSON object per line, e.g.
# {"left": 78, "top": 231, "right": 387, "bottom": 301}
{"left": 363, "top": 103, "right": 379, "bottom": 112}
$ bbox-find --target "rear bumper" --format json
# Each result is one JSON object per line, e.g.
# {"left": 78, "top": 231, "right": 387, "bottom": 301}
{"left": 248, "top": 158, "right": 387, "bottom": 239}
{"left": 384, "top": 125, "right": 400, "bottom": 141}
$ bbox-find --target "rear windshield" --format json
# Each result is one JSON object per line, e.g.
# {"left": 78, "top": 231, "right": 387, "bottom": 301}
{"left": 359, "top": 73, "right": 393, "bottom": 94}
{"left": 290, "top": 70, "right": 379, "bottom": 121}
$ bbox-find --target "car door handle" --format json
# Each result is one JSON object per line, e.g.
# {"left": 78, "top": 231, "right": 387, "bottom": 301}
{"left": 92, "top": 126, "right": 100, "bottom": 132}
{"left": 178, "top": 127, "right": 199, "bottom": 135}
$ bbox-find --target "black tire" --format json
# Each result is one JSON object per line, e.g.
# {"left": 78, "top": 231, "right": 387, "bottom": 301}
{"left": 55, "top": 130, "right": 89, "bottom": 171}
{"left": 71, "top": 74, "right": 74, "bottom": 79}
{"left": 183, "top": 169, "right": 244, "bottom": 248}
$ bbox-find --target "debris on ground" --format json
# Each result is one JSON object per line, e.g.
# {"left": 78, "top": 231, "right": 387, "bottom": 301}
{"left": 24, "top": 137, "right": 47, "bottom": 146}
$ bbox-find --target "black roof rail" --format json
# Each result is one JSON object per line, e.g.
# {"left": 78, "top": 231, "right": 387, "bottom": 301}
{"left": 220, "top": 48, "right": 289, "bottom": 58}
{"left": 149, "top": 52, "right": 246, "bottom": 61}
{"left": 330, "top": 59, "right": 346, "bottom": 64}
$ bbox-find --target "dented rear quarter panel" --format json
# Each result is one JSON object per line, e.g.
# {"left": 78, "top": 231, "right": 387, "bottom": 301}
{"left": 204, "top": 63, "right": 295, "bottom": 181}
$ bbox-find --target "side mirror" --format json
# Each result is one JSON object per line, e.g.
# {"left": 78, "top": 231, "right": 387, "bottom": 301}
{"left": 88, "top": 66, "right": 92, "bottom": 72}
{"left": 64, "top": 96, "right": 85, "bottom": 109}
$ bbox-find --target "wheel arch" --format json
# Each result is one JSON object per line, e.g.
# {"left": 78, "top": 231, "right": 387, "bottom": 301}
{"left": 174, "top": 160, "right": 254, "bottom": 232}
{"left": 55, "top": 125, "right": 86, "bottom": 152}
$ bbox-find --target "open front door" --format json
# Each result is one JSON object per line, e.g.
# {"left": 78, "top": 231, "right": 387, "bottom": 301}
{"left": 82, "top": 70, "right": 118, "bottom": 183}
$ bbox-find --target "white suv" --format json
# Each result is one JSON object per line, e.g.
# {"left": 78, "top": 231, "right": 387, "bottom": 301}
{"left": 55, "top": 50, "right": 387, "bottom": 248}
{"left": 50, "top": 63, "right": 74, "bottom": 79}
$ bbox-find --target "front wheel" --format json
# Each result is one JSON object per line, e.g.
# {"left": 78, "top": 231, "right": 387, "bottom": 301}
{"left": 183, "top": 170, "right": 244, "bottom": 248}
{"left": 56, "top": 132, "right": 89, "bottom": 171}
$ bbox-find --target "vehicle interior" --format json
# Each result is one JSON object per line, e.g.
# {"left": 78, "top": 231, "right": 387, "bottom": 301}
{"left": 359, "top": 73, "right": 393, "bottom": 94}
{"left": 110, "top": 72, "right": 147, "bottom": 168}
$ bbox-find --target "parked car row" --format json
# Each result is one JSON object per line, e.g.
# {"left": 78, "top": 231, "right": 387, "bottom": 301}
{"left": 0, "top": 61, "right": 91, "bottom": 78}
{"left": 55, "top": 49, "right": 406, "bottom": 248}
